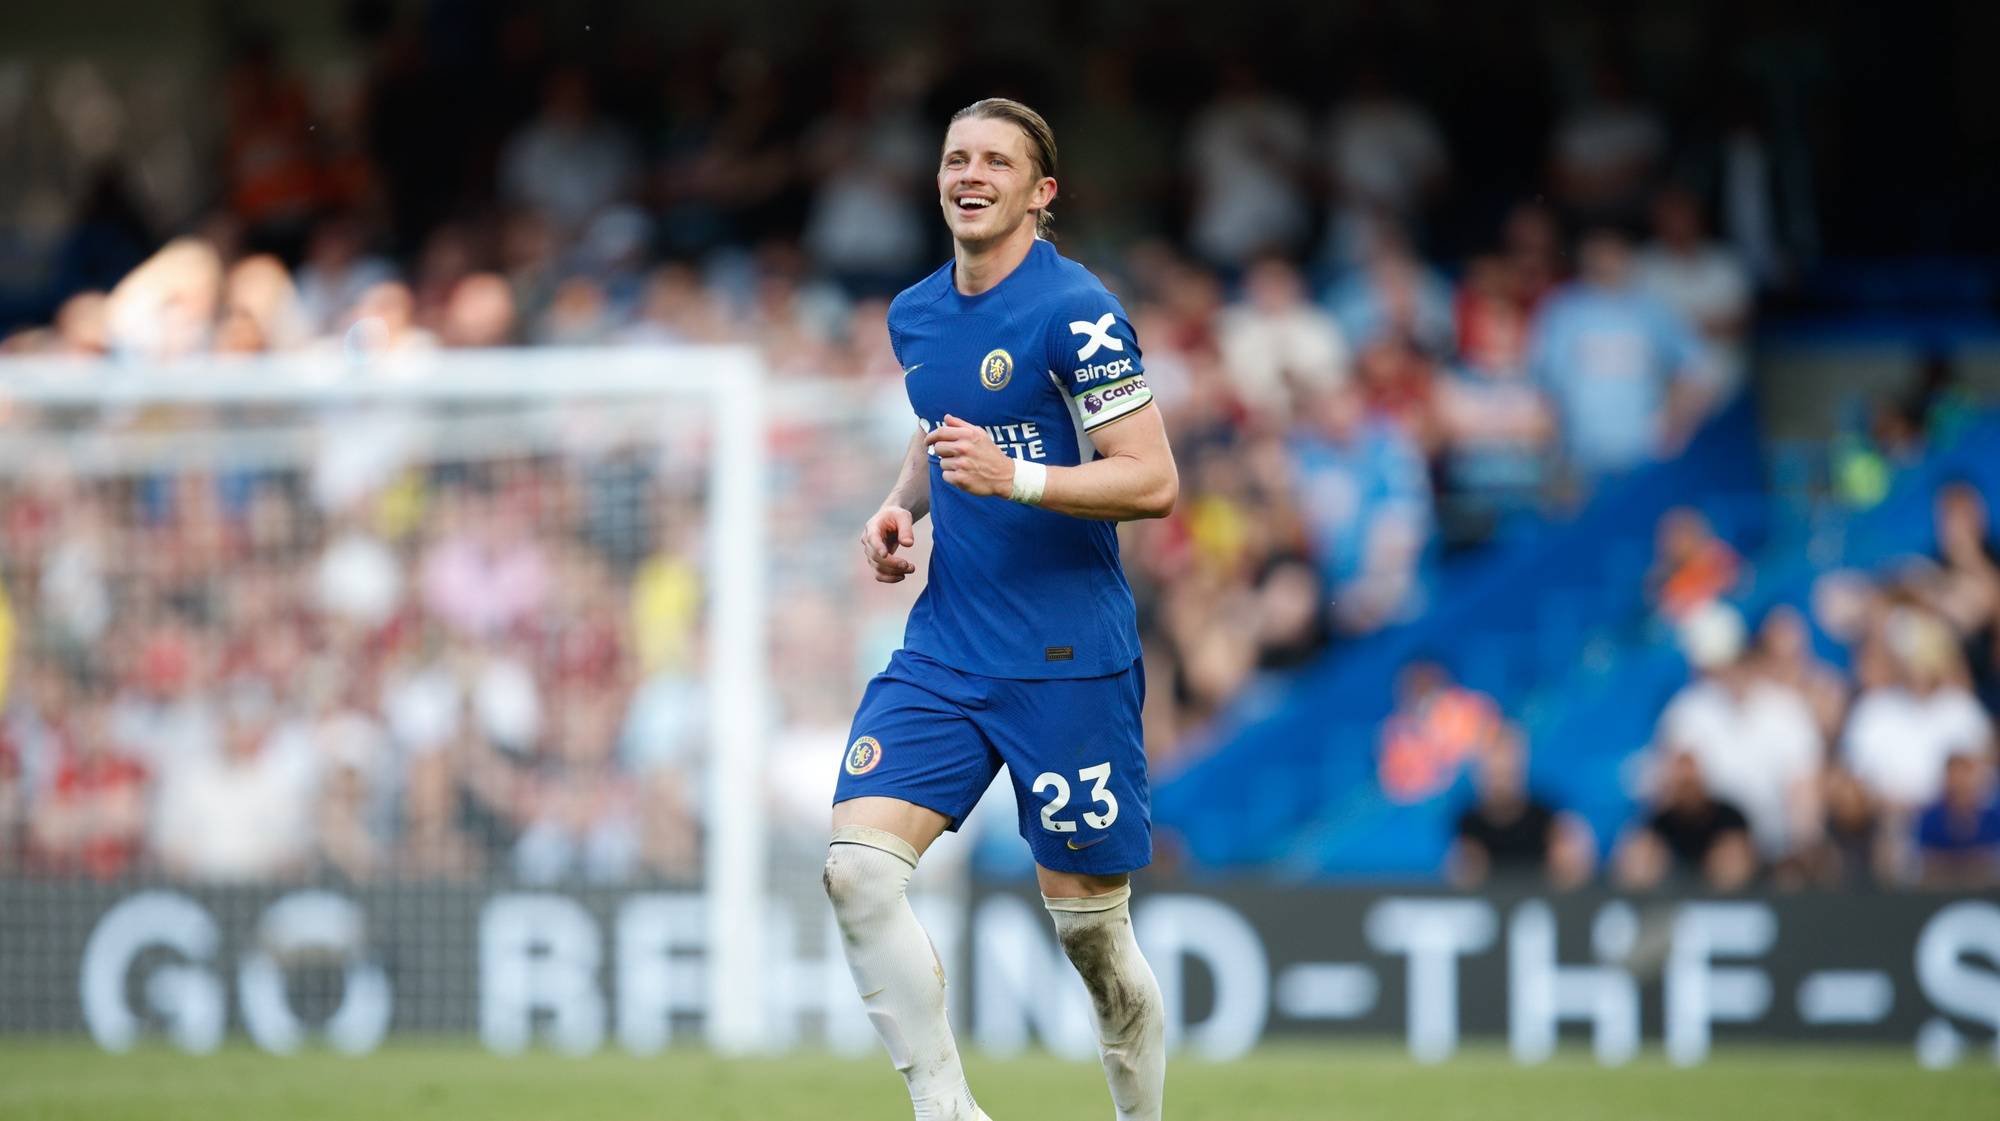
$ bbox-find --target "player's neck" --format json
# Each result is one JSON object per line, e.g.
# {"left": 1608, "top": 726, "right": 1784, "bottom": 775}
{"left": 952, "top": 225, "right": 1038, "bottom": 297}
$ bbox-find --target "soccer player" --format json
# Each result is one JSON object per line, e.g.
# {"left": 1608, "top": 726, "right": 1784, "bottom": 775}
{"left": 823, "top": 98, "right": 1176, "bottom": 1121}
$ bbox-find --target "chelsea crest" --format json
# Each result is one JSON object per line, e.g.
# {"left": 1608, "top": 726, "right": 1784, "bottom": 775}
{"left": 844, "top": 736, "right": 883, "bottom": 775}
{"left": 980, "top": 349, "right": 1013, "bottom": 390}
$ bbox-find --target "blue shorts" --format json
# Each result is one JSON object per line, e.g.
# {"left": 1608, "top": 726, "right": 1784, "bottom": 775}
{"left": 833, "top": 649, "right": 1151, "bottom": 874}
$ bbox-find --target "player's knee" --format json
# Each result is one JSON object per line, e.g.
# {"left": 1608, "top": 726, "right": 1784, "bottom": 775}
{"left": 822, "top": 842, "right": 907, "bottom": 926}
{"left": 821, "top": 845, "right": 868, "bottom": 910}
{"left": 1049, "top": 894, "right": 1159, "bottom": 1045}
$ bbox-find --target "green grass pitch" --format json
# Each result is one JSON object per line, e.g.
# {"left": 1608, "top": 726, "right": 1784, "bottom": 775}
{"left": 0, "top": 1041, "right": 1992, "bottom": 1120}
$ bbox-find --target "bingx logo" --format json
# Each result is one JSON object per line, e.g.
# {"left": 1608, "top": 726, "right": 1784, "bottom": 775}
{"left": 1069, "top": 313, "right": 1124, "bottom": 361}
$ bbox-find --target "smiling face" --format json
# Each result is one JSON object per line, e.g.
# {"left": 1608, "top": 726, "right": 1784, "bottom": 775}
{"left": 937, "top": 114, "right": 1055, "bottom": 252}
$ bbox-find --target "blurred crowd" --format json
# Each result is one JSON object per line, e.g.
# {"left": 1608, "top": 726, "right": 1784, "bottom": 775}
{"left": 0, "top": 447, "right": 725, "bottom": 884}
{"left": 1440, "top": 482, "right": 2000, "bottom": 891}
{"left": 0, "top": 17, "right": 1845, "bottom": 885}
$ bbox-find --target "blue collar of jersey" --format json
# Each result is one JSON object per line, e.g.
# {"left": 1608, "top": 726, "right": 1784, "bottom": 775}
{"left": 944, "top": 238, "right": 1053, "bottom": 307}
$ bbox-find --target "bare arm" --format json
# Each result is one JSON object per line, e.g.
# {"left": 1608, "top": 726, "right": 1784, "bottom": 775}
{"left": 884, "top": 425, "right": 932, "bottom": 523}
{"left": 1447, "top": 837, "right": 1491, "bottom": 888}
{"left": 1660, "top": 374, "right": 1716, "bottom": 455}
{"left": 859, "top": 427, "right": 932, "bottom": 584}
{"left": 924, "top": 405, "right": 1178, "bottom": 521}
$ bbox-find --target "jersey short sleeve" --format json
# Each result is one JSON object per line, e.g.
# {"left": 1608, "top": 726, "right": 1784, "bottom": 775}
{"left": 884, "top": 286, "right": 929, "bottom": 373}
{"left": 1045, "top": 291, "right": 1153, "bottom": 433}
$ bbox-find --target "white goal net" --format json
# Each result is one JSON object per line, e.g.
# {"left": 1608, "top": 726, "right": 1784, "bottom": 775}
{"left": 0, "top": 346, "right": 936, "bottom": 1053}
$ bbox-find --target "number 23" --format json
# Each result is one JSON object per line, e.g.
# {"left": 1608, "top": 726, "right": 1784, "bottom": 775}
{"left": 1033, "top": 762, "right": 1118, "bottom": 833}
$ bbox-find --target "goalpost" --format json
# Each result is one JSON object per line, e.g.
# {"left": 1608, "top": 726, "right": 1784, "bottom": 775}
{"left": 0, "top": 347, "right": 771, "bottom": 1052}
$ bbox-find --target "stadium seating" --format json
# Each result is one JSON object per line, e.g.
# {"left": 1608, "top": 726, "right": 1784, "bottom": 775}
{"left": 1155, "top": 398, "right": 2000, "bottom": 879}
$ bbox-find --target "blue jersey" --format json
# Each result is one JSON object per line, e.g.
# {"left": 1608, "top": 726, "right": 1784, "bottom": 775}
{"left": 887, "top": 238, "right": 1154, "bottom": 680}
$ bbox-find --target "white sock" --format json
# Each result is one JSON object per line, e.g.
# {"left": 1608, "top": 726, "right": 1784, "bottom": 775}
{"left": 825, "top": 826, "right": 980, "bottom": 1121}
{"left": 1046, "top": 885, "right": 1166, "bottom": 1121}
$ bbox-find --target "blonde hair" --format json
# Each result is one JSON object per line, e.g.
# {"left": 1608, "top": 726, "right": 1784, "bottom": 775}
{"left": 949, "top": 97, "right": 1058, "bottom": 237}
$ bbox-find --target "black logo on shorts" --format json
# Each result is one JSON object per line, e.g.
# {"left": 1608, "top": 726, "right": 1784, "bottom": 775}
{"left": 1045, "top": 646, "right": 1074, "bottom": 662}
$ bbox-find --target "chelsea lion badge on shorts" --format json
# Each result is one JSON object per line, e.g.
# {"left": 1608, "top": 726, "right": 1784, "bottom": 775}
{"left": 979, "top": 348, "right": 1012, "bottom": 390}
{"left": 844, "top": 735, "right": 884, "bottom": 775}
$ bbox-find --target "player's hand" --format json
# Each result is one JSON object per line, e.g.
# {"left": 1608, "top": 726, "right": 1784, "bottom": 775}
{"left": 925, "top": 415, "right": 1014, "bottom": 498}
{"left": 861, "top": 505, "right": 917, "bottom": 583}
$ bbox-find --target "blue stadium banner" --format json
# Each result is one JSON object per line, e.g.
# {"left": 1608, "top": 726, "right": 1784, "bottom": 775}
{"left": 2, "top": 881, "right": 1996, "bottom": 1066}
{"left": 966, "top": 885, "right": 2000, "bottom": 1067}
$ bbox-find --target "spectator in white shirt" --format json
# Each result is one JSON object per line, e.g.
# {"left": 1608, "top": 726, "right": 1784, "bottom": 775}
{"left": 1216, "top": 254, "right": 1350, "bottom": 420}
{"left": 1655, "top": 601, "right": 1824, "bottom": 872}
{"left": 499, "top": 69, "right": 638, "bottom": 234}
{"left": 1185, "top": 63, "right": 1312, "bottom": 268}
{"left": 152, "top": 680, "right": 319, "bottom": 882}
{"left": 1550, "top": 64, "right": 1666, "bottom": 224}
{"left": 1845, "top": 608, "right": 1995, "bottom": 812}
{"left": 799, "top": 69, "right": 930, "bottom": 292}
{"left": 1636, "top": 187, "right": 1752, "bottom": 396}
{"left": 1321, "top": 68, "right": 1448, "bottom": 266}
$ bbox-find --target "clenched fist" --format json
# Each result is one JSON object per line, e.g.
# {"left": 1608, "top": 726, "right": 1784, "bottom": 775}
{"left": 925, "top": 415, "right": 1016, "bottom": 498}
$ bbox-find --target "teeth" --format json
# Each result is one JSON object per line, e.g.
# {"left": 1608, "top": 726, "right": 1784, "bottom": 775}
{"left": 959, "top": 197, "right": 991, "bottom": 209}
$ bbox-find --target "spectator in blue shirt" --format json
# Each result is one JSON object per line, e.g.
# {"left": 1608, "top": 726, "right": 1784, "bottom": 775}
{"left": 1528, "top": 227, "right": 1715, "bottom": 477}
{"left": 1324, "top": 226, "right": 1456, "bottom": 357}
{"left": 1915, "top": 750, "right": 2000, "bottom": 887}
{"left": 1290, "top": 381, "right": 1433, "bottom": 633}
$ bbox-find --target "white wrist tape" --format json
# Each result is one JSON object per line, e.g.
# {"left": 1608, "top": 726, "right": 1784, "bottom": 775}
{"left": 1009, "top": 459, "right": 1047, "bottom": 506}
